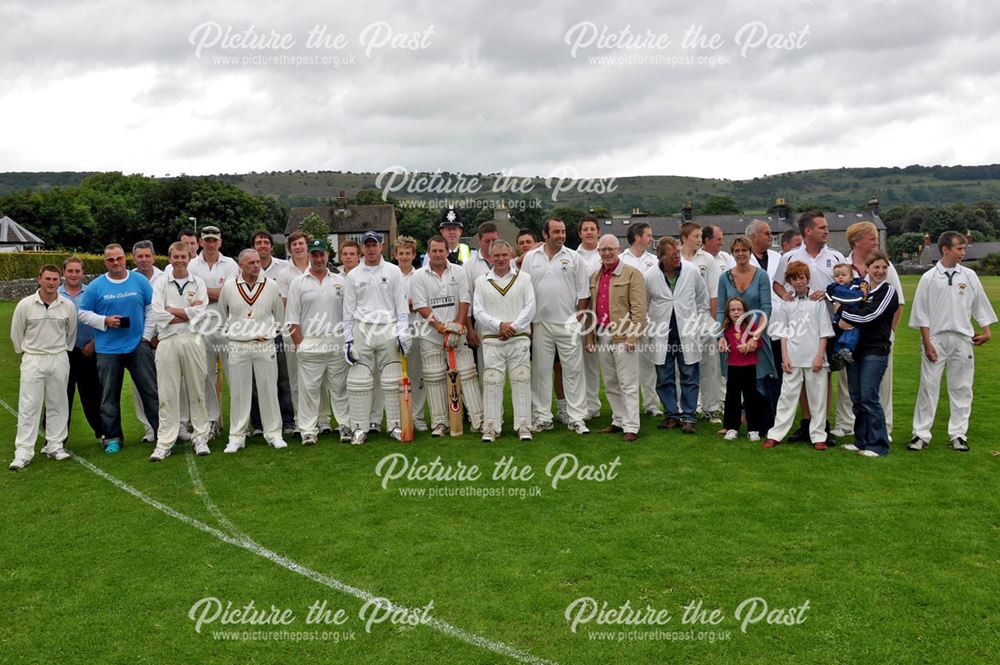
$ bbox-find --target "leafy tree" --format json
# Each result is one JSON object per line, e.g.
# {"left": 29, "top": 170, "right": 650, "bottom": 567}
{"left": 697, "top": 195, "right": 741, "bottom": 215}
{"left": 976, "top": 252, "right": 1000, "bottom": 276}
{"left": 886, "top": 232, "right": 927, "bottom": 263}
{"left": 297, "top": 213, "right": 329, "bottom": 242}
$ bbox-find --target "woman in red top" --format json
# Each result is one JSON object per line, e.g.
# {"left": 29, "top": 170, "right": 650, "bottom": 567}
{"left": 719, "top": 296, "right": 769, "bottom": 441}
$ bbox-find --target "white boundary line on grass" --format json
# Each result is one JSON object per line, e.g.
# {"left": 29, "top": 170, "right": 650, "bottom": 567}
{"left": 64, "top": 449, "right": 555, "bottom": 665}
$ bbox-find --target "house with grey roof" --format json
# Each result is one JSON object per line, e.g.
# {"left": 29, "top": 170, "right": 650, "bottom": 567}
{"left": 0, "top": 214, "right": 45, "bottom": 252}
{"left": 285, "top": 192, "right": 397, "bottom": 258}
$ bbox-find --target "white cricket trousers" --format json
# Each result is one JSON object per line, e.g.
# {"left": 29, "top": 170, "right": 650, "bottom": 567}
{"left": 154, "top": 333, "right": 211, "bottom": 449}
{"left": 767, "top": 367, "right": 829, "bottom": 443}
{"left": 296, "top": 336, "right": 349, "bottom": 437}
{"left": 202, "top": 330, "right": 228, "bottom": 423}
{"left": 597, "top": 333, "right": 641, "bottom": 434}
{"left": 226, "top": 340, "right": 281, "bottom": 444}
{"left": 347, "top": 322, "right": 402, "bottom": 433}
{"left": 912, "top": 332, "right": 975, "bottom": 442}
{"left": 582, "top": 345, "right": 602, "bottom": 418}
{"left": 699, "top": 332, "right": 724, "bottom": 414}
{"left": 15, "top": 353, "right": 70, "bottom": 462}
{"left": 482, "top": 337, "right": 531, "bottom": 435}
{"left": 531, "top": 321, "right": 587, "bottom": 425}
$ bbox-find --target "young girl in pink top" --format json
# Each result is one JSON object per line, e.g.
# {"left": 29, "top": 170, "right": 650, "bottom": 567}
{"left": 719, "top": 296, "right": 769, "bottom": 441}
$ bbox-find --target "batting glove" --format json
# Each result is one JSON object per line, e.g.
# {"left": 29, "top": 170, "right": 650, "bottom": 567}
{"left": 344, "top": 341, "right": 357, "bottom": 365}
{"left": 398, "top": 336, "right": 412, "bottom": 357}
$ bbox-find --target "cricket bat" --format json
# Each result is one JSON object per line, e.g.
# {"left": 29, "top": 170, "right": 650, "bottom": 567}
{"left": 399, "top": 354, "right": 414, "bottom": 443}
{"left": 446, "top": 346, "right": 463, "bottom": 436}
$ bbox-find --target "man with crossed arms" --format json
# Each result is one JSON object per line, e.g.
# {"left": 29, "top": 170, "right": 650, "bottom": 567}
{"left": 286, "top": 239, "right": 351, "bottom": 445}
{"left": 412, "top": 235, "right": 485, "bottom": 437}
{"left": 149, "top": 241, "right": 212, "bottom": 461}
{"left": 218, "top": 249, "right": 287, "bottom": 452}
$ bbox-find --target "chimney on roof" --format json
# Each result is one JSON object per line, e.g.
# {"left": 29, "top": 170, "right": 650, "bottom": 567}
{"left": 867, "top": 196, "right": 880, "bottom": 216}
{"left": 775, "top": 197, "right": 788, "bottom": 221}
{"left": 631, "top": 208, "right": 648, "bottom": 217}
{"left": 681, "top": 201, "right": 693, "bottom": 221}
{"left": 337, "top": 191, "right": 348, "bottom": 209}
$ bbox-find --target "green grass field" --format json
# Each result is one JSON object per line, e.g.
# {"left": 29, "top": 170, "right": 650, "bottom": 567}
{"left": 2, "top": 276, "right": 998, "bottom": 664}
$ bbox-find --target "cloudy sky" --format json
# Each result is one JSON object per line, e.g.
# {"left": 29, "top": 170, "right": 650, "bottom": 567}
{"left": 2, "top": 0, "right": 998, "bottom": 180}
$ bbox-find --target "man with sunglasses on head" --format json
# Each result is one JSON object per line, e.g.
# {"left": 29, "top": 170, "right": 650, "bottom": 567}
{"left": 78, "top": 243, "right": 159, "bottom": 454}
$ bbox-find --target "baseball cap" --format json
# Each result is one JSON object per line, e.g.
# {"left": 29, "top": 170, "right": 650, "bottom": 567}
{"left": 308, "top": 239, "right": 329, "bottom": 253}
{"left": 200, "top": 226, "right": 222, "bottom": 240}
{"left": 361, "top": 231, "right": 383, "bottom": 244}
{"left": 438, "top": 207, "right": 464, "bottom": 229}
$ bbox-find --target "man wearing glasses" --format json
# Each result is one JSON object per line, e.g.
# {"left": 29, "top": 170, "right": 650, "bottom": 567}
{"left": 79, "top": 244, "right": 159, "bottom": 454}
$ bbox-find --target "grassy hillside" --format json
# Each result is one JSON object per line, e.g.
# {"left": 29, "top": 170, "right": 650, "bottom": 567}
{"left": 4, "top": 165, "right": 1000, "bottom": 214}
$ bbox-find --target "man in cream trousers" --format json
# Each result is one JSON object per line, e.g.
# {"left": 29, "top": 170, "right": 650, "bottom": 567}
{"left": 343, "top": 231, "right": 410, "bottom": 445}
{"left": 218, "top": 249, "right": 287, "bottom": 452}
{"left": 520, "top": 218, "right": 591, "bottom": 434}
{"left": 149, "top": 241, "right": 212, "bottom": 461}
{"left": 473, "top": 240, "right": 536, "bottom": 441}
{"left": 286, "top": 240, "right": 351, "bottom": 445}
{"left": 9, "top": 265, "right": 77, "bottom": 471}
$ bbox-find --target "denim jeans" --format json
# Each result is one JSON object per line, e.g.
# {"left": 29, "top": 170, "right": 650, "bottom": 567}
{"left": 96, "top": 341, "right": 159, "bottom": 441}
{"left": 655, "top": 345, "right": 700, "bottom": 422}
{"left": 846, "top": 353, "right": 890, "bottom": 455}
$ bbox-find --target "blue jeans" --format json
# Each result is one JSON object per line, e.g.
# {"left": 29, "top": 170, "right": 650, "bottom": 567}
{"left": 655, "top": 345, "right": 700, "bottom": 422}
{"left": 96, "top": 341, "right": 159, "bottom": 441}
{"left": 846, "top": 353, "right": 890, "bottom": 455}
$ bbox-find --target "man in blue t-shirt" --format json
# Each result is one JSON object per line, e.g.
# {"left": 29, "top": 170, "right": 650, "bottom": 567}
{"left": 79, "top": 243, "right": 158, "bottom": 454}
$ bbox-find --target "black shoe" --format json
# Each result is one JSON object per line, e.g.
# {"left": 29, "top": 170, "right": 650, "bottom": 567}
{"left": 789, "top": 419, "right": 811, "bottom": 443}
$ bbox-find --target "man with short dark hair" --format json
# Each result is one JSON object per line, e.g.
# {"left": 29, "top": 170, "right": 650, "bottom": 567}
{"left": 79, "top": 244, "right": 159, "bottom": 454}
{"left": 619, "top": 221, "right": 661, "bottom": 417}
{"left": 521, "top": 218, "right": 591, "bottom": 434}
{"left": 908, "top": 231, "right": 997, "bottom": 452}
{"left": 781, "top": 229, "right": 803, "bottom": 253}
{"left": 59, "top": 256, "right": 102, "bottom": 445}
{"left": 250, "top": 229, "right": 295, "bottom": 434}
{"left": 9, "top": 265, "right": 77, "bottom": 470}
{"left": 130, "top": 240, "right": 162, "bottom": 442}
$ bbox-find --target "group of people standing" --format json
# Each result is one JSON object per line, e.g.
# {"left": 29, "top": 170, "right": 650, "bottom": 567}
{"left": 8, "top": 207, "right": 996, "bottom": 470}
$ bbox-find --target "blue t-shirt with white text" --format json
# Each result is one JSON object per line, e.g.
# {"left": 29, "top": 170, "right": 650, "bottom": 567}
{"left": 80, "top": 272, "right": 153, "bottom": 354}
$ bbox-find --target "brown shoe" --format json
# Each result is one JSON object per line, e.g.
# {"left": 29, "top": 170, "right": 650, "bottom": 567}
{"left": 680, "top": 421, "right": 697, "bottom": 434}
{"left": 622, "top": 432, "right": 638, "bottom": 442}
{"left": 599, "top": 425, "right": 624, "bottom": 434}
{"left": 657, "top": 417, "right": 679, "bottom": 430}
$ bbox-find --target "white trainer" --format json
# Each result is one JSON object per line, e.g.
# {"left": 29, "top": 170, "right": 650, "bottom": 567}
{"left": 748, "top": 431, "right": 761, "bottom": 442}
{"left": 518, "top": 428, "right": 533, "bottom": 441}
{"left": 724, "top": 429, "right": 738, "bottom": 441}
{"left": 149, "top": 446, "right": 172, "bottom": 462}
{"left": 389, "top": 428, "right": 403, "bottom": 442}
{"left": 193, "top": 439, "right": 211, "bottom": 456}
{"left": 430, "top": 424, "right": 448, "bottom": 438}
{"left": 301, "top": 433, "right": 318, "bottom": 446}
{"left": 46, "top": 448, "right": 71, "bottom": 461}
{"left": 267, "top": 438, "right": 288, "bottom": 449}
{"left": 223, "top": 441, "right": 244, "bottom": 454}
{"left": 8, "top": 457, "right": 30, "bottom": 471}
{"left": 351, "top": 430, "right": 367, "bottom": 446}
{"left": 568, "top": 421, "right": 590, "bottom": 435}
{"left": 842, "top": 443, "right": 859, "bottom": 452}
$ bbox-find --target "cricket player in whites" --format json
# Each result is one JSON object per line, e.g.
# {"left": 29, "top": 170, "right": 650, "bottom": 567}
{"left": 411, "top": 235, "right": 485, "bottom": 437}
{"left": 286, "top": 240, "right": 351, "bottom": 445}
{"left": 521, "top": 217, "right": 592, "bottom": 434}
{"left": 9, "top": 265, "right": 77, "bottom": 471}
{"left": 908, "top": 231, "right": 997, "bottom": 452}
{"left": 218, "top": 249, "right": 287, "bottom": 452}
{"left": 473, "top": 240, "right": 536, "bottom": 441}
{"left": 343, "top": 231, "right": 410, "bottom": 445}
{"left": 149, "top": 242, "right": 212, "bottom": 461}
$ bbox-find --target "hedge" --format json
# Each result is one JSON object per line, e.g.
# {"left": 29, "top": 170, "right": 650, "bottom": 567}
{"left": 0, "top": 252, "right": 169, "bottom": 280}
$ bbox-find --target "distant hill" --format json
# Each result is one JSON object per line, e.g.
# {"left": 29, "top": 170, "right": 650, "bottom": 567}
{"left": 4, "top": 164, "right": 1000, "bottom": 213}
